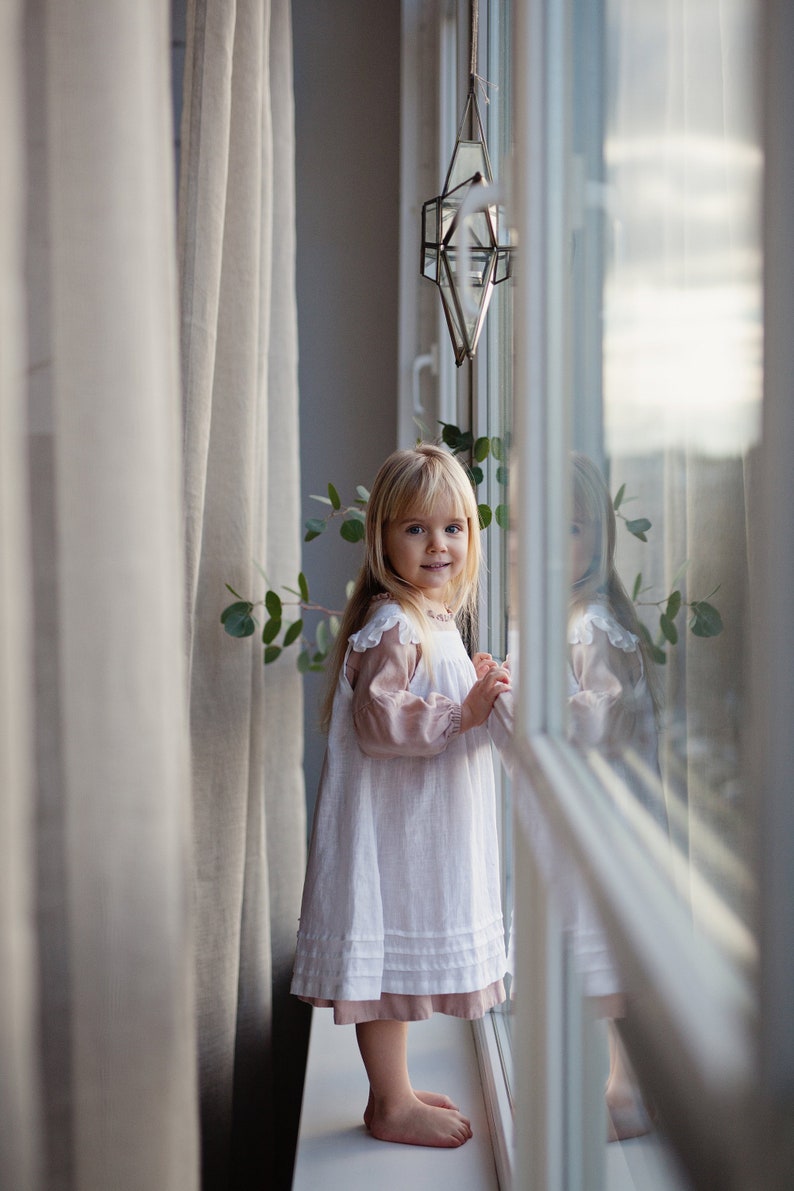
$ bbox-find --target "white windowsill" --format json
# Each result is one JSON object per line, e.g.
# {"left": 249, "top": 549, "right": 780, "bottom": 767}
{"left": 292, "top": 1009, "right": 501, "bottom": 1191}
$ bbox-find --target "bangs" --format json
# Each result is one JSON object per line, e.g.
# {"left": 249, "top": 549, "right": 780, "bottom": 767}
{"left": 385, "top": 459, "right": 476, "bottom": 525}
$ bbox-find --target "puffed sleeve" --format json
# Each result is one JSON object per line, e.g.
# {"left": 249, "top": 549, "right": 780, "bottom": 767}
{"left": 568, "top": 628, "right": 642, "bottom": 753}
{"left": 350, "top": 624, "right": 463, "bottom": 758}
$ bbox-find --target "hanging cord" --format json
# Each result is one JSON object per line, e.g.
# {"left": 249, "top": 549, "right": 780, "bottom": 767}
{"left": 470, "top": 0, "right": 478, "bottom": 83}
{"left": 469, "top": 1, "right": 497, "bottom": 107}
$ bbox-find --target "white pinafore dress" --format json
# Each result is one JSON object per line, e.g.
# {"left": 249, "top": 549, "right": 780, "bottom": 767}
{"left": 290, "top": 600, "right": 507, "bottom": 1016}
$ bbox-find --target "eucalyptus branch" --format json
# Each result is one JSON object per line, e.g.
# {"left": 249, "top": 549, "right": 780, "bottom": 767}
{"left": 222, "top": 450, "right": 723, "bottom": 674}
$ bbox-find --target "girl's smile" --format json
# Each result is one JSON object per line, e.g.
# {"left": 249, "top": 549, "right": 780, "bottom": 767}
{"left": 384, "top": 502, "right": 469, "bottom": 608}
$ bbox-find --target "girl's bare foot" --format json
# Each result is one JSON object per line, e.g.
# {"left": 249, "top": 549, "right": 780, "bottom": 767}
{"left": 367, "top": 1091, "right": 472, "bottom": 1148}
{"left": 606, "top": 1082, "right": 653, "bottom": 1142}
{"left": 364, "top": 1088, "right": 458, "bottom": 1129}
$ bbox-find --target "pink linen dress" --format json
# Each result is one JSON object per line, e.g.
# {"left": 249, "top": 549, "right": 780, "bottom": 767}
{"left": 290, "top": 599, "right": 507, "bottom": 1023}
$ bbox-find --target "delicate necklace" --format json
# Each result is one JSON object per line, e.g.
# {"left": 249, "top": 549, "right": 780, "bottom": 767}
{"left": 425, "top": 605, "right": 455, "bottom": 622}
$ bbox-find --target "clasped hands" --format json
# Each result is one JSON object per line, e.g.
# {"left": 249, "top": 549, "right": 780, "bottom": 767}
{"left": 460, "top": 653, "right": 511, "bottom": 733}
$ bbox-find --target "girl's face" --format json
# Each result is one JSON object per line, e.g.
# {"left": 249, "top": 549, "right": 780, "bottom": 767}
{"left": 570, "top": 516, "right": 597, "bottom": 585}
{"left": 384, "top": 500, "right": 469, "bottom": 605}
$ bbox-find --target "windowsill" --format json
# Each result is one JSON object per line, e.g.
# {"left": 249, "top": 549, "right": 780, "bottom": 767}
{"left": 292, "top": 1009, "right": 501, "bottom": 1190}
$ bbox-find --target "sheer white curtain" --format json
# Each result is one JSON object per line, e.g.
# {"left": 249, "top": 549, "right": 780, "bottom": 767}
{"left": 1, "top": 0, "right": 306, "bottom": 1187}
{"left": 178, "top": 0, "right": 306, "bottom": 1184}
{"left": 1, "top": 4, "right": 39, "bottom": 1189}
{"left": 6, "top": 1, "right": 200, "bottom": 1188}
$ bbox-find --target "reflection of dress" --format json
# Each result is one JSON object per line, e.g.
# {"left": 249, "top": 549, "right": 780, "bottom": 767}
{"left": 563, "top": 602, "right": 664, "bottom": 995}
{"left": 290, "top": 600, "right": 507, "bottom": 1017}
{"left": 568, "top": 602, "right": 664, "bottom": 828}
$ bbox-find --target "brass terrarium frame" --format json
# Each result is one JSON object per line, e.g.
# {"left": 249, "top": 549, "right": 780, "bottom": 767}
{"left": 420, "top": 5, "right": 512, "bottom": 366}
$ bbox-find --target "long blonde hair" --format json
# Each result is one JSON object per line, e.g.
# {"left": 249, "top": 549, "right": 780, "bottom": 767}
{"left": 570, "top": 452, "right": 662, "bottom": 713}
{"left": 320, "top": 444, "right": 482, "bottom": 730}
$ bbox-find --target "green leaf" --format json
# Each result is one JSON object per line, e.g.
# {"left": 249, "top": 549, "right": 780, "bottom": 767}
{"left": 345, "top": 507, "right": 365, "bottom": 522}
{"left": 221, "top": 602, "right": 257, "bottom": 638}
{"left": 651, "top": 644, "right": 667, "bottom": 665}
{"left": 262, "top": 617, "right": 281, "bottom": 644}
{"left": 613, "top": 483, "right": 626, "bottom": 511}
{"left": 304, "top": 517, "right": 327, "bottom": 542}
{"left": 440, "top": 422, "right": 473, "bottom": 454}
{"left": 224, "top": 583, "right": 245, "bottom": 599}
{"left": 308, "top": 662, "right": 326, "bottom": 672}
{"left": 625, "top": 517, "right": 651, "bottom": 541}
{"left": 329, "top": 615, "right": 341, "bottom": 638}
{"left": 665, "top": 590, "right": 682, "bottom": 621}
{"left": 690, "top": 601, "right": 724, "bottom": 638}
{"left": 491, "top": 436, "right": 504, "bottom": 461}
{"left": 632, "top": 572, "right": 642, "bottom": 600}
{"left": 638, "top": 622, "right": 653, "bottom": 648}
{"left": 440, "top": 422, "right": 462, "bottom": 449}
{"left": 478, "top": 503, "right": 493, "bottom": 529}
{"left": 297, "top": 649, "right": 311, "bottom": 673}
{"left": 298, "top": 571, "right": 310, "bottom": 602}
{"left": 264, "top": 645, "right": 282, "bottom": 664}
{"left": 345, "top": 580, "right": 355, "bottom": 600}
{"left": 495, "top": 503, "right": 509, "bottom": 530}
{"left": 470, "top": 465, "right": 484, "bottom": 486}
{"left": 221, "top": 599, "right": 252, "bottom": 625}
{"left": 310, "top": 494, "right": 333, "bottom": 505}
{"left": 328, "top": 482, "right": 341, "bottom": 510}
{"left": 356, "top": 485, "right": 370, "bottom": 503}
{"left": 283, "top": 619, "right": 304, "bottom": 647}
{"left": 496, "top": 465, "right": 509, "bottom": 486}
{"left": 340, "top": 518, "right": 365, "bottom": 543}
{"left": 474, "top": 436, "right": 490, "bottom": 462}
{"left": 265, "top": 590, "right": 282, "bottom": 618}
{"left": 659, "top": 613, "right": 678, "bottom": 645}
{"left": 316, "top": 620, "right": 329, "bottom": 656}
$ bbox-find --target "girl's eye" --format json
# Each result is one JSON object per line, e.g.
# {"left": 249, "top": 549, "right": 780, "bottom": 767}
{"left": 446, "top": 524, "right": 463, "bottom": 534}
{"left": 407, "top": 525, "right": 423, "bottom": 535}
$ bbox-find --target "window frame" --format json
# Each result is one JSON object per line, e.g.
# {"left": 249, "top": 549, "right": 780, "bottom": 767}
{"left": 510, "top": 0, "right": 794, "bottom": 1188}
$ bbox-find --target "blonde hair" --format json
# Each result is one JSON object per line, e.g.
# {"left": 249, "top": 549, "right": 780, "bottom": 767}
{"left": 320, "top": 444, "right": 482, "bottom": 730}
{"left": 570, "top": 452, "right": 661, "bottom": 713}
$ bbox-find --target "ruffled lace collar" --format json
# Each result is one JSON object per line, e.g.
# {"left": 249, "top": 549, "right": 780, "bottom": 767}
{"left": 569, "top": 602, "right": 639, "bottom": 653}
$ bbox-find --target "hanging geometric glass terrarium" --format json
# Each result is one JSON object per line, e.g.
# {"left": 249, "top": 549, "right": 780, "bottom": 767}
{"left": 421, "top": 84, "right": 512, "bottom": 367}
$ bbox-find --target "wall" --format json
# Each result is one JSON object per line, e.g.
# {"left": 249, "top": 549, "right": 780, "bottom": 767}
{"left": 292, "top": 0, "right": 401, "bottom": 814}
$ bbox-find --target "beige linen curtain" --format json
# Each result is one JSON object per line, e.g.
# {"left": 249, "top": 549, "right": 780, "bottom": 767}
{"left": 1, "top": 0, "right": 306, "bottom": 1187}
{"left": 1, "top": 4, "right": 38, "bottom": 1190}
{"left": 3, "top": 0, "right": 200, "bottom": 1188}
{"left": 178, "top": 0, "right": 307, "bottom": 1185}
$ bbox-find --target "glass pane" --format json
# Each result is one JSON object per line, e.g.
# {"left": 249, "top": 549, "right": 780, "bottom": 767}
{"left": 568, "top": 0, "right": 762, "bottom": 974}
{"left": 446, "top": 139, "right": 491, "bottom": 190}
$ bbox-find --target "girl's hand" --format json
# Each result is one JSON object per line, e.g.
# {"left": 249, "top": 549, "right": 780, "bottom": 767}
{"left": 460, "top": 665, "right": 511, "bottom": 732}
{"left": 473, "top": 651, "right": 496, "bottom": 680}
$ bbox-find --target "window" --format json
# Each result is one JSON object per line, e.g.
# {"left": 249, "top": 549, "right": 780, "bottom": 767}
{"left": 406, "top": 2, "right": 790, "bottom": 1189}
{"left": 509, "top": 0, "right": 792, "bottom": 1188}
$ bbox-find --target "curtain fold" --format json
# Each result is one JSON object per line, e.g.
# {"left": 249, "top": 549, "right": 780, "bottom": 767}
{"left": 42, "top": 0, "right": 199, "bottom": 1185}
{"left": 0, "top": 5, "right": 40, "bottom": 1190}
{"left": 5, "top": 1, "right": 201, "bottom": 1188}
{"left": 178, "top": 0, "right": 306, "bottom": 1185}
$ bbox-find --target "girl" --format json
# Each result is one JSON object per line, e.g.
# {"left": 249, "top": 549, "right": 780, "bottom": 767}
{"left": 291, "top": 444, "right": 510, "bottom": 1149}
{"left": 568, "top": 451, "right": 664, "bottom": 1140}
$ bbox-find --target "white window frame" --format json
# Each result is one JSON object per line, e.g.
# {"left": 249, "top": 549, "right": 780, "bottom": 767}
{"left": 510, "top": 1, "right": 794, "bottom": 1189}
